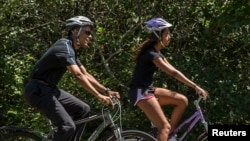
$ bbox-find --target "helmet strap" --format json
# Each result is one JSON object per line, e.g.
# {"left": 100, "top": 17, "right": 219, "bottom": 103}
{"left": 76, "top": 38, "right": 80, "bottom": 46}
{"left": 153, "top": 31, "right": 165, "bottom": 48}
{"left": 160, "top": 41, "right": 165, "bottom": 48}
{"left": 153, "top": 31, "right": 160, "bottom": 39}
{"left": 76, "top": 27, "right": 82, "bottom": 46}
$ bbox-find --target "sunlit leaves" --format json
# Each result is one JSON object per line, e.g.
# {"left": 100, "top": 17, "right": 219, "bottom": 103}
{"left": 0, "top": 0, "right": 249, "bottom": 132}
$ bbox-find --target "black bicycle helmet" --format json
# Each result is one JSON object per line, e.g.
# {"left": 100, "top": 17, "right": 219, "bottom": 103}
{"left": 65, "top": 16, "right": 94, "bottom": 30}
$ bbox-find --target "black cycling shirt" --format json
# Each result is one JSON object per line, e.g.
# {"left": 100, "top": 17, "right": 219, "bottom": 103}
{"left": 30, "top": 38, "right": 82, "bottom": 86}
{"left": 129, "top": 45, "right": 165, "bottom": 89}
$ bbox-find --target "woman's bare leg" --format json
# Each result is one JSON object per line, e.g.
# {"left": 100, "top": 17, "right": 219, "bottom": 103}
{"left": 154, "top": 88, "right": 188, "bottom": 132}
{"left": 137, "top": 97, "right": 171, "bottom": 141}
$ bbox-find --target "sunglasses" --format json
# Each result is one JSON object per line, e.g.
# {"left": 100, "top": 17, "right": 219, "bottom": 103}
{"left": 83, "top": 30, "right": 92, "bottom": 35}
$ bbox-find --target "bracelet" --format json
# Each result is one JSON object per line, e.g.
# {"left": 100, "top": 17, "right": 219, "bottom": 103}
{"left": 105, "top": 88, "right": 110, "bottom": 94}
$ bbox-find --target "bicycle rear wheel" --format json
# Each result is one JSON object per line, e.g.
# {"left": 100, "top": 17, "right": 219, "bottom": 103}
{"left": 3, "top": 131, "right": 41, "bottom": 141}
{"left": 105, "top": 130, "right": 157, "bottom": 141}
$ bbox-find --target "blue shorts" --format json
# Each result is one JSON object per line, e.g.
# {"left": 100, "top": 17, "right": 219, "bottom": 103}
{"left": 128, "top": 87, "right": 155, "bottom": 106}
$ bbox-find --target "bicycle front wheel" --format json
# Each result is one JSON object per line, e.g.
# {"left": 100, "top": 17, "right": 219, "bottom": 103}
{"left": 3, "top": 131, "right": 41, "bottom": 141}
{"left": 185, "top": 122, "right": 208, "bottom": 141}
{"left": 105, "top": 130, "right": 157, "bottom": 141}
{"left": 197, "top": 131, "right": 208, "bottom": 141}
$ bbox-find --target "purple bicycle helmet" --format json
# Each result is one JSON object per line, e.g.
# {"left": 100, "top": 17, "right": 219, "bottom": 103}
{"left": 66, "top": 16, "right": 94, "bottom": 30}
{"left": 145, "top": 18, "right": 172, "bottom": 33}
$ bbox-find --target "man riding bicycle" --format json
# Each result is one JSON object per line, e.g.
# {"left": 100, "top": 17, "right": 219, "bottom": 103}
{"left": 24, "top": 16, "right": 120, "bottom": 141}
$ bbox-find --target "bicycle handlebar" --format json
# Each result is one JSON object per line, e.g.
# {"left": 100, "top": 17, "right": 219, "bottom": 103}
{"left": 197, "top": 95, "right": 203, "bottom": 103}
{"left": 111, "top": 96, "right": 120, "bottom": 105}
{"left": 194, "top": 95, "right": 205, "bottom": 109}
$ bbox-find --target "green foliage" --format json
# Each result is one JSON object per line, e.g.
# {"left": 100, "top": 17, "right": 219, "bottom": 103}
{"left": 0, "top": 0, "right": 249, "bottom": 138}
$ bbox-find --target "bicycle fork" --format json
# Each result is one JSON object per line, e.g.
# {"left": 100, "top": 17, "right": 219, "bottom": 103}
{"left": 107, "top": 114, "right": 123, "bottom": 140}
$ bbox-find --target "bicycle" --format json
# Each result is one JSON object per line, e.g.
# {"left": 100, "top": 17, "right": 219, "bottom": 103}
{"left": 150, "top": 95, "right": 208, "bottom": 141}
{"left": 0, "top": 97, "right": 157, "bottom": 141}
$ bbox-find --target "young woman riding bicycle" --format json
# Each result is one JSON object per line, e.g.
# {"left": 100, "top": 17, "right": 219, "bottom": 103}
{"left": 128, "top": 18, "right": 208, "bottom": 141}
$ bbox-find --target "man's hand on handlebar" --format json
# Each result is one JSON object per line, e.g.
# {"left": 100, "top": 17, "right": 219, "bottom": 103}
{"left": 98, "top": 91, "right": 120, "bottom": 108}
{"left": 107, "top": 90, "right": 120, "bottom": 100}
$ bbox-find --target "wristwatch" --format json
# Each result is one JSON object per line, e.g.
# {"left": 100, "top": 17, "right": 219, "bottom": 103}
{"left": 105, "top": 88, "right": 110, "bottom": 94}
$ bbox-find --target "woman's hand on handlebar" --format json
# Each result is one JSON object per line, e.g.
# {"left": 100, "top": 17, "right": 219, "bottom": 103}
{"left": 195, "top": 86, "right": 208, "bottom": 100}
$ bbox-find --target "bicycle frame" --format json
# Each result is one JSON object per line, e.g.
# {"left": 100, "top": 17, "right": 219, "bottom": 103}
{"left": 0, "top": 97, "right": 157, "bottom": 141}
{"left": 37, "top": 99, "right": 123, "bottom": 141}
{"left": 168, "top": 96, "right": 208, "bottom": 141}
{"left": 73, "top": 107, "right": 122, "bottom": 141}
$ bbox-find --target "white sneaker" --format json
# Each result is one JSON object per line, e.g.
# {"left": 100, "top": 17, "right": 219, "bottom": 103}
{"left": 168, "top": 134, "right": 177, "bottom": 141}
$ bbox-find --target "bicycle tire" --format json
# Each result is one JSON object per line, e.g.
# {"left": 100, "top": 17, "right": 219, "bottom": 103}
{"left": 3, "top": 130, "right": 41, "bottom": 141}
{"left": 197, "top": 131, "right": 208, "bottom": 141}
{"left": 105, "top": 130, "right": 157, "bottom": 141}
{"left": 184, "top": 123, "right": 208, "bottom": 141}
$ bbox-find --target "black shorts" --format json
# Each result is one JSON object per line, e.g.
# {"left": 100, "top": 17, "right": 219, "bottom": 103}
{"left": 128, "top": 87, "right": 155, "bottom": 106}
